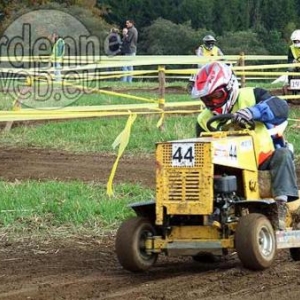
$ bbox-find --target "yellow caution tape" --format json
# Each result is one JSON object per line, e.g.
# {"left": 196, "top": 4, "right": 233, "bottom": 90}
{"left": 157, "top": 112, "right": 165, "bottom": 128}
{"left": 26, "top": 76, "right": 32, "bottom": 86}
{"left": 158, "top": 98, "right": 165, "bottom": 105}
{"left": 107, "top": 113, "right": 137, "bottom": 196}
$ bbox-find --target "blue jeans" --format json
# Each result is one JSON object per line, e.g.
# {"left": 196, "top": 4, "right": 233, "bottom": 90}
{"left": 54, "top": 62, "right": 62, "bottom": 82}
{"left": 121, "top": 52, "right": 136, "bottom": 82}
{"left": 259, "top": 147, "right": 298, "bottom": 201}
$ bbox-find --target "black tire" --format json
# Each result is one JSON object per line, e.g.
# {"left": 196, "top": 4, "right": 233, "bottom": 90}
{"left": 235, "top": 213, "right": 276, "bottom": 270}
{"left": 115, "top": 216, "right": 158, "bottom": 272}
{"left": 290, "top": 248, "right": 300, "bottom": 261}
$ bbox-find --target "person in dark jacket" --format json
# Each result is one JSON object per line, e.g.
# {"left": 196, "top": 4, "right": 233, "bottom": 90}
{"left": 120, "top": 19, "right": 138, "bottom": 83}
{"left": 104, "top": 28, "right": 122, "bottom": 56}
{"left": 120, "top": 28, "right": 130, "bottom": 55}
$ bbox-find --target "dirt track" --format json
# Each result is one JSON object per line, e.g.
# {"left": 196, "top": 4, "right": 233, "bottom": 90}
{"left": 1, "top": 147, "right": 300, "bottom": 300}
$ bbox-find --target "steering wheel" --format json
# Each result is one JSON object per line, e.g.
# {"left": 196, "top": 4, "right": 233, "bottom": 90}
{"left": 206, "top": 113, "right": 255, "bottom": 132}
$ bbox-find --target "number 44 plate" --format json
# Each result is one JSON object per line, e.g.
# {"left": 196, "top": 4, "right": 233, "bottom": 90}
{"left": 172, "top": 143, "right": 195, "bottom": 167}
{"left": 290, "top": 79, "right": 300, "bottom": 89}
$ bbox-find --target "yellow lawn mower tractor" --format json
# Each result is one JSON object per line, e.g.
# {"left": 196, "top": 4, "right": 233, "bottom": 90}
{"left": 115, "top": 114, "right": 300, "bottom": 272}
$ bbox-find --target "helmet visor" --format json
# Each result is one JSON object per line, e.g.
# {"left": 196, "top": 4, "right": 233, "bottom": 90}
{"left": 201, "top": 87, "right": 228, "bottom": 110}
{"left": 293, "top": 40, "right": 300, "bottom": 47}
{"left": 205, "top": 42, "right": 214, "bottom": 50}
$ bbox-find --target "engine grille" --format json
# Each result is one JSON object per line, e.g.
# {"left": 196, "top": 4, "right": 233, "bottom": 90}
{"left": 156, "top": 141, "right": 213, "bottom": 220}
{"left": 166, "top": 169, "right": 203, "bottom": 201}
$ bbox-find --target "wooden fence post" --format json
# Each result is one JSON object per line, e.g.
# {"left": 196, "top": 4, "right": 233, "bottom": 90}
{"left": 3, "top": 100, "right": 21, "bottom": 132}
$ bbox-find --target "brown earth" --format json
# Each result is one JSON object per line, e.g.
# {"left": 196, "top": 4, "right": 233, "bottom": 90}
{"left": 0, "top": 147, "right": 300, "bottom": 299}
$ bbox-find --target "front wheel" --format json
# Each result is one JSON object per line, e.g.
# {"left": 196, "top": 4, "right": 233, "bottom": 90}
{"left": 235, "top": 213, "right": 276, "bottom": 270}
{"left": 115, "top": 216, "right": 158, "bottom": 272}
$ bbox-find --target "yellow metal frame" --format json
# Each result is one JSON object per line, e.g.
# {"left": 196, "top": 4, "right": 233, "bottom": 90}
{"left": 155, "top": 131, "right": 260, "bottom": 225}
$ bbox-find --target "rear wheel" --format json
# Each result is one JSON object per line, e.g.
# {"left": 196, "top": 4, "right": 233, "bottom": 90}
{"left": 235, "top": 213, "right": 276, "bottom": 270}
{"left": 115, "top": 216, "right": 158, "bottom": 272}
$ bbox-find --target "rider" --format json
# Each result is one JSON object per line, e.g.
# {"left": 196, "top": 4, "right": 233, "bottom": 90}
{"left": 191, "top": 61, "right": 298, "bottom": 230}
{"left": 187, "top": 35, "right": 224, "bottom": 93}
{"left": 288, "top": 29, "right": 300, "bottom": 71}
{"left": 196, "top": 35, "right": 224, "bottom": 67}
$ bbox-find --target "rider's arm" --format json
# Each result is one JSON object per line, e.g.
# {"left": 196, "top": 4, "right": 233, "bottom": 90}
{"left": 217, "top": 48, "right": 224, "bottom": 56}
{"left": 196, "top": 46, "right": 203, "bottom": 56}
{"left": 196, "top": 122, "right": 205, "bottom": 137}
{"left": 288, "top": 47, "right": 295, "bottom": 63}
{"left": 247, "top": 88, "right": 288, "bottom": 125}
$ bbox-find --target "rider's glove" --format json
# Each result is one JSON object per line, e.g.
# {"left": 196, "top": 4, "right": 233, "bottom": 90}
{"left": 233, "top": 108, "right": 253, "bottom": 127}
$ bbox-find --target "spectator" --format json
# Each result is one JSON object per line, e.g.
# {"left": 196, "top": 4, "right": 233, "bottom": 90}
{"left": 120, "top": 28, "right": 130, "bottom": 55}
{"left": 192, "top": 61, "right": 298, "bottom": 230}
{"left": 104, "top": 28, "right": 122, "bottom": 56}
{"left": 121, "top": 19, "right": 138, "bottom": 83}
{"left": 50, "top": 32, "right": 65, "bottom": 82}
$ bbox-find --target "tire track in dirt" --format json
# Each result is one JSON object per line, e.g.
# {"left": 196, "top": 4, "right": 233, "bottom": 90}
{"left": 1, "top": 237, "right": 300, "bottom": 300}
{"left": 0, "top": 147, "right": 156, "bottom": 189}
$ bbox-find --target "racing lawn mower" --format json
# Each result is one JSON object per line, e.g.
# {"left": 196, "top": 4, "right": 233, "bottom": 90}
{"left": 115, "top": 114, "right": 300, "bottom": 272}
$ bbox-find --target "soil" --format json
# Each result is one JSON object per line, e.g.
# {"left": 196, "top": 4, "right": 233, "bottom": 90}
{"left": 1, "top": 147, "right": 300, "bottom": 300}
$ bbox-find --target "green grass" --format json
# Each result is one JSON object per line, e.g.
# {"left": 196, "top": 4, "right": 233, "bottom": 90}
{"left": 3, "top": 80, "right": 190, "bottom": 110}
{"left": 0, "top": 180, "right": 153, "bottom": 230}
{"left": 285, "top": 106, "right": 300, "bottom": 157}
{"left": 0, "top": 115, "right": 196, "bottom": 154}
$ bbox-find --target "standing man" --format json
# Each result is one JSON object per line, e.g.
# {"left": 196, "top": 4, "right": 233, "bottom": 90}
{"left": 50, "top": 32, "right": 65, "bottom": 82}
{"left": 121, "top": 19, "right": 138, "bottom": 83}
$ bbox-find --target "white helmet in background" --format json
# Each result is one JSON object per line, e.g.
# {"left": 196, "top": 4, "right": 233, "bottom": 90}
{"left": 291, "top": 30, "right": 300, "bottom": 48}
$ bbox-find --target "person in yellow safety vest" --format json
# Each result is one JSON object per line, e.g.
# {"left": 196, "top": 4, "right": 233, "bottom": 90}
{"left": 191, "top": 61, "right": 298, "bottom": 230}
{"left": 50, "top": 32, "right": 65, "bottom": 82}
{"left": 288, "top": 30, "right": 300, "bottom": 69}
{"left": 195, "top": 35, "right": 224, "bottom": 68}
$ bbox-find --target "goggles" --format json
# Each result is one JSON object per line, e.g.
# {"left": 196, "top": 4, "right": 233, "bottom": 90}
{"left": 200, "top": 87, "right": 228, "bottom": 110}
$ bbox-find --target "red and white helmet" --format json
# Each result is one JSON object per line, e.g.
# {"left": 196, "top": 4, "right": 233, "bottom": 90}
{"left": 191, "top": 62, "right": 239, "bottom": 115}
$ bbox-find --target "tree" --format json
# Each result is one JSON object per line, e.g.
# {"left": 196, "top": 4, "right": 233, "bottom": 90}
{"left": 140, "top": 18, "right": 206, "bottom": 55}
{"left": 218, "top": 30, "right": 267, "bottom": 55}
